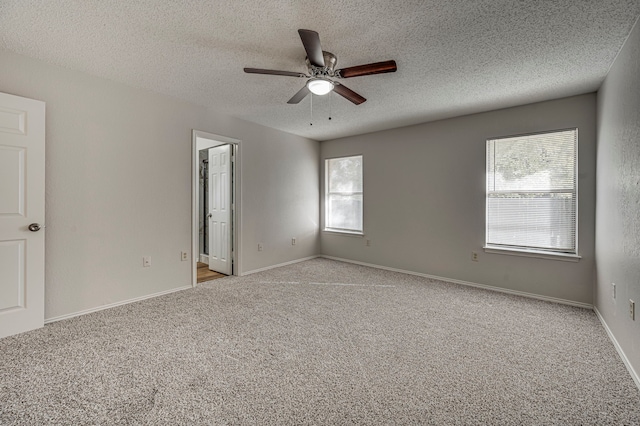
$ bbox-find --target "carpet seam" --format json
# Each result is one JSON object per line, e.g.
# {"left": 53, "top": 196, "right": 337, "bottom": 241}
{"left": 3, "top": 257, "right": 637, "bottom": 424}
{"left": 320, "top": 255, "right": 592, "bottom": 309}
{"left": 241, "top": 255, "right": 320, "bottom": 276}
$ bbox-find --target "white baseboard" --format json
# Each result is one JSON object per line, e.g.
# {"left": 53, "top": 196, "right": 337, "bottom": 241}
{"left": 199, "top": 254, "right": 209, "bottom": 264}
{"left": 320, "top": 255, "right": 593, "bottom": 309}
{"left": 242, "top": 255, "right": 320, "bottom": 276}
{"left": 594, "top": 307, "right": 640, "bottom": 391}
{"left": 44, "top": 285, "right": 192, "bottom": 324}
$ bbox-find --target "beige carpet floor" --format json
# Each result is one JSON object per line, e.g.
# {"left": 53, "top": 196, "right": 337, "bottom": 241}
{"left": 1, "top": 258, "right": 639, "bottom": 424}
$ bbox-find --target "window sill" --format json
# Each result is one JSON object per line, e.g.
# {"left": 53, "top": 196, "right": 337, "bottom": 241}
{"left": 483, "top": 246, "right": 581, "bottom": 262}
{"left": 323, "top": 229, "right": 364, "bottom": 237}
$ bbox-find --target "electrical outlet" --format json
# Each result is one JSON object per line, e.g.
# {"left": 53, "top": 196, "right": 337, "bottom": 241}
{"left": 366, "top": 239, "right": 371, "bottom": 247}
{"left": 143, "top": 256, "right": 151, "bottom": 267}
{"left": 181, "top": 251, "right": 188, "bottom": 261}
{"left": 291, "top": 238, "right": 296, "bottom": 246}
{"left": 612, "top": 283, "right": 616, "bottom": 299}
{"left": 471, "top": 251, "right": 479, "bottom": 262}
{"left": 630, "top": 300, "right": 636, "bottom": 320}
{"left": 258, "top": 243, "right": 263, "bottom": 251}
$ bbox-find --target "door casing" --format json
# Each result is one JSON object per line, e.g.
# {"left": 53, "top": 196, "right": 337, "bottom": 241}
{"left": 192, "top": 130, "right": 241, "bottom": 285}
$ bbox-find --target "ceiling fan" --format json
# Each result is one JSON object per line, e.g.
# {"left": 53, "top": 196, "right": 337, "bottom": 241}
{"left": 244, "top": 29, "right": 397, "bottom": 105}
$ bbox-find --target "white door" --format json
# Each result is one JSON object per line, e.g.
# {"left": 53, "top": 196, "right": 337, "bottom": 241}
{"left": 208, "top": 144, "right": 232, "bottom": 275}
{"left": 0, "top": 92, "right": 45, "bottom": 339}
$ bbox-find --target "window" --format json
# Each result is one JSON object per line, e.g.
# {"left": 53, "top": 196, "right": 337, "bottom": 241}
{"left": 486, "top": 129, "right": 577, "bottom": 256}
{"left": 325, "top": 155, "right": 363, "bottom": 234}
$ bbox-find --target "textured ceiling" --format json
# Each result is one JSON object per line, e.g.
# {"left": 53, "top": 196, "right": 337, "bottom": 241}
{"left": 1, "top": 1, "right": 639, "bottom": 141}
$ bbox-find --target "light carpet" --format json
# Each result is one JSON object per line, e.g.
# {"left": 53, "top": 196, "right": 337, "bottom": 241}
{"left": 1, "top": 258, "right": 639, "bottom": 425}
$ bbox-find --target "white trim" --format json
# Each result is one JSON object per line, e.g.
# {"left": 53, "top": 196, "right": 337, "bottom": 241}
{"left": 242, "top": 256, "right": 320, "bottom": 276}
{"left": 199, "top": 254, "right": 209, "bottom": 264}
{"left": 324, "top": 154, "right": 364, "bottom": 235}
{"left": 323, "top": 229, "right": 365, "bottom": 237}
{"left": 320, "top": 255, "right": 592, "bottom": 309}
{"left": 593, "top": 307, "right": 640, "bottom": 391}
{"left": 44, "top": 285, "right": 192, "bottom": 324}
{"left": 483, "top": 246, "right": 581, "bottom": 262}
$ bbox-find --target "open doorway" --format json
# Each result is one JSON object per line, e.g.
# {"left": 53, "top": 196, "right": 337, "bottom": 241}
{"left": 192, "top": 130, "right": 241, "bottom": 286}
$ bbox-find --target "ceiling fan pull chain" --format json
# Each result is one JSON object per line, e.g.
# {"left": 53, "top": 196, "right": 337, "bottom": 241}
{"left": 310, "top": 94, "right": 313, "bottom": 126}
{"left": 329, "top": 92, "right": 332, "bottom": 121}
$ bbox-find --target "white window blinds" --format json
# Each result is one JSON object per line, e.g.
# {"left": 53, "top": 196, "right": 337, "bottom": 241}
{"left": 486, "top": 129, "right": 577, "bottom": 254}
{"left": 325, "top": 155, "right": 363, "bottom": 233}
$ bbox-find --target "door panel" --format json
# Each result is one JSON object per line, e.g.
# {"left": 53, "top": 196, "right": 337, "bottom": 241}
{"left": 208, "top": 144, "right": 232, "bottom": 275}
{"left": 0, "top": 92, "right": 45, "bottom": 339}
{"left": 0, "top": 146, "right": 25, "bottom": 216}
{"left": 0, "top": 240, "right": 24, "bottom": 311}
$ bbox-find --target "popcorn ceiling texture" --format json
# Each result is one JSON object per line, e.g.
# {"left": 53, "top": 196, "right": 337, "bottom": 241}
{"left": 1, "top": 259, "right": 639, "bottom": 424}
{"left": 0, "top": 0, "right": 639, "bottom": 140}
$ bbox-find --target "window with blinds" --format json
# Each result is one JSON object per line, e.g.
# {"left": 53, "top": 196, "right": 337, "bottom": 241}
{"left": 325, "top": 155, "right": 363, "bottom": 233}
{"left": 486, "top": 129, "right": 577, "bottom": 254}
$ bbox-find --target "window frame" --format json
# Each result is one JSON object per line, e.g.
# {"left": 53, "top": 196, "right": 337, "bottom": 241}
{"left": 324, "top": 154, "right": 364, "bottom": 235}
{"left": 484, "top": 128, "right": 580, "bottom": 261}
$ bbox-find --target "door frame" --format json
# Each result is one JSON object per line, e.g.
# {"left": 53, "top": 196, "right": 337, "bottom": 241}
{"left": 192, "top": 130, "right": 242, "bottom": 286}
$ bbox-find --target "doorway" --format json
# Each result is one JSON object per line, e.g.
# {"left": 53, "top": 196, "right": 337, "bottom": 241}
{"left": 192, "top": 131, "right": 241, "bottom": 286}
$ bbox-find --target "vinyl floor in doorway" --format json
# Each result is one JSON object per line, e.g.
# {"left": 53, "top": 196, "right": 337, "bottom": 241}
{"left": 197, "top": 262, "right": 226, "bottom": 283}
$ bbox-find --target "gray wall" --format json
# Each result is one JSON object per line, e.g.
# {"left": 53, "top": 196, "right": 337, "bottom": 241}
{"left": 321, "top": 94, "right": 596, "bottom": 305}
{"left": 200, "top": 110, "right": 321, "bottom": 273}
{"left": 0, "top": 49, "right": 319, "bottom": 320}
{"left": 595, "top": 19, "right": 640, "bottom": 380}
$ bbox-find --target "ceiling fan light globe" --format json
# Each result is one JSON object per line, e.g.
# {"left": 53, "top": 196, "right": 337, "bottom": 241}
{"left": 307, "top": 78, "right": 334, "bottom": 95}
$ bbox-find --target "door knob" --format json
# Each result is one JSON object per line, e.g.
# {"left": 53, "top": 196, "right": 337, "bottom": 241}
{"left": 28, "top": 223, "right": 41, "bottom": 232}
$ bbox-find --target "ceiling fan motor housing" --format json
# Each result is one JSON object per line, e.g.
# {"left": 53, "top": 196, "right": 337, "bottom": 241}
{"left": 244, "top": 29, "right": 396, "bottom": 105}
{"left": 306, "top": 51, "right": 338, "bottom": 76}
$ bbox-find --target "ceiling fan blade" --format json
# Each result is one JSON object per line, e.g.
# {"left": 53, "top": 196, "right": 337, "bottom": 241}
{"left": 298, "top": 29, "right": 325, "bottom": 67}
{"left": 336, "top": 60, "right": 397, "bottom": 78}
{"left": 244, "top": 68, "right": 306, "bottom": 78}
{"left": 287, "top": 86, "right": 311, "bottom": 104}
{"left": 333, "top": 83, "right": 366, "bottom": 105}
